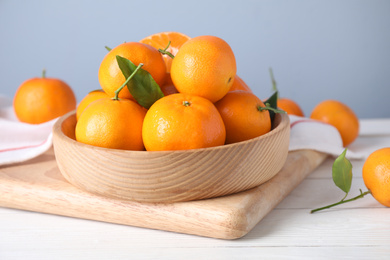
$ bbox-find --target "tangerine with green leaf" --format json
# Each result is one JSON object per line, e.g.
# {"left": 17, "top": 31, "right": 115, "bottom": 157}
{"left": 76, "top": 63, "right": 146, "bottom": 150}
{"left": 98, "top": 42, "right": 166, "bottom": 99}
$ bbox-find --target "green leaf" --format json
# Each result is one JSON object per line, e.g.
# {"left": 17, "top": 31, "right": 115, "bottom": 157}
{"left": 332, "top": 148, "right": 353, "bottom": 195}
{"left": 116, "top": 55, "right": 164, "bottom": 109}
{"left": 263, "top": 91, "right": 278, "bottom": 122}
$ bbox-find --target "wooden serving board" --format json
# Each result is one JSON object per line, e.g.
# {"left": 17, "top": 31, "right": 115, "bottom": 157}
{"left": 0, "top": 148, "right": 326, "bottom": 239}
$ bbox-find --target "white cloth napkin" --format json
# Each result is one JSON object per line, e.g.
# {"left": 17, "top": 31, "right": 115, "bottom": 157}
{"left": 0, "top": 94, "right": 364, "bottom": 166}
{"left": 0, "top": 95, "right": 57, "bottom": 166}
{"left": 288, "top": 115, "right": 364, "bottom": 159}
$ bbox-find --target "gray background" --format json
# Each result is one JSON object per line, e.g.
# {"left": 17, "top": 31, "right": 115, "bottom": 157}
{"left": 1, "top": 0, "right": 389, "bottom": 118}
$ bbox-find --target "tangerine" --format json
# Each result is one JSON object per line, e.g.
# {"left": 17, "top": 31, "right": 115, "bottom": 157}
{"left": 98, "top": 42, "right": 166, "bottom": 99}
{"left": 363, "top": 147, "right": 390, "bottom": 207}
{"left": 142, "top": 93, "right": 226, "bottom": 151}
{"left": 310, "top": 100, "right": 359, "bottom": 147}
{"left": 75, "top": 97, "right": 146, "bottom": 150}
{"left": 214, "top": 90, "right": 271, "bottom": 144}
{"left": 170, "top": 35, "right": 236, "bottom": 103}
{"left": 278, "top": 98, "right": 304, "bottom": 117}
{"left": 76, "top": 90, "right": 109, "bottom": 120}
{"left": 159, "top": 74, "right": 179, "bottom": 96}
{"left": 140, "top": 31, "right": 191, "bottom": 73}
{"left": 229, "top": 75, "right": 252, "bottom": 92}
{"left": 13, "top": 71, "right": 76, "bottom": 124}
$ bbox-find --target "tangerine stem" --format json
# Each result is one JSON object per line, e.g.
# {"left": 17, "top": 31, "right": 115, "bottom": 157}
{"left": 113, "top": 63, "right": 144, "bottom": 100}
{"left": 105, "top": 46, "right": 112, "bottom": 52}
{"left": 158, "top": 41, "right": 175, "bottom": 59}
{"left": 42, "top": 69, "right": 46, "bottom": 78}
{"left": 310, "top": 190, "right": 371, "bottom": 214}
{"left": 257, "top": 103, "right": 286, "bottom": 114}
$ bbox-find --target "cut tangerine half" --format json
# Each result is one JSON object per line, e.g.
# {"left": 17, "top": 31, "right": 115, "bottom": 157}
{"left": 140, "top": 31, "right": 191, "bottom": 73}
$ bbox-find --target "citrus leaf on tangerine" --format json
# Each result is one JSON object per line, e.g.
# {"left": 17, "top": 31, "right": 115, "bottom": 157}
{"left": 263, "top": 91, "right": 278, "bottom": 122}
{"left": 116, "top": 55, "right": 164, "bottom": 109}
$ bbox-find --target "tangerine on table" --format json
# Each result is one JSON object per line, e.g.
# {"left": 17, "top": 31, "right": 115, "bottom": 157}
{"left": 13, "top": 71, "right": 76, "bottom": 124}
{"left": 214, "top": 90, "right": 271, "bottom": 144}
{"left": 229, "top": 75, "right": 252, "bottom": 92}
{"left": 140, "top": 31, "right": 191, "bottom": 73}
{"left": 278, "top": 98, "right": 304, "bottom": 117}
{"left": 98, "top": 42, "right": 166, "bottom": 99}
{"left": 142, "top": 93, "right": 226, "bottom": 151}
{"left": 362, "top": 147, "right": 390, "bottom": 207}
{"left": 170, "top": 35, "right": 237, "bottom": 103}
{"left": 75, "top": 97, "right": 146, "bottom": 151}
{"left": 310, "top": 100, "right": 359, "bottom": 147}
{"left": 76, "top": 90, "right": 109, "bottom": 120}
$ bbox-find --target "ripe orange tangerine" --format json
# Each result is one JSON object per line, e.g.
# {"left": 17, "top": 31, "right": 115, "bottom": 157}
{"left": 310, "top": 100, "right": 359, "bottom": 147}
{"left": 75, "top": 97, "right": 146, "bottom": 150}
{"left": 76, "top": 90, "right": 109, "bottom": 120}
{"left": 13, "top": 71, "right": 76, "bottom": 124}
{"left": 229, "top": 75, "right": 252, "bottom": 92}
{"left": 363, "top": 147, "right": 390, "bottom": 207}
{"left": 142, "top": 93, "right": 226, "bottom": 151}
{"left": 214, "top": 90, "right": 271, "bottom": 144}
{"left": 170, "top": 35, "right": 237, "bottom": 103}
{"left": 159, "top": 74, "right": 179, "bottom": 96}
{"left": 278, "top": 98, "right": 304, "bottom": 117}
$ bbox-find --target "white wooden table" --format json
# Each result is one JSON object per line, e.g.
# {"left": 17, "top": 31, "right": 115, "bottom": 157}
{"left": 1, "top": 119, "right": 390, "bottom": 259}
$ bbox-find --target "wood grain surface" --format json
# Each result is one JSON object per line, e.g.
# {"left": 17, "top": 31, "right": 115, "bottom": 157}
{"left": 0, "top": 148, "right": 326, "bottom": 239}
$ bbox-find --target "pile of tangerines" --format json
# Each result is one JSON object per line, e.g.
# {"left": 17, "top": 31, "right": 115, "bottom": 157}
{"left": 74, "top": 32, "right": 360, "bottom": 151}
{"left": 76, "top": 32, "right": 278, "bottom": 151}
{"left": 12, "top": 31, "right": 390, "bottom": 207}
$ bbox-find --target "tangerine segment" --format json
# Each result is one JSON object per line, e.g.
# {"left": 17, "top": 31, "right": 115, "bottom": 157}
{"left": 140, "top": 31, "right": 191, "bottom": 73}
{"left": 278, "top": 98, "right": 304, "bottom": 117}
{"left": 310, "top": 100, "right": 359, "bottom": 147}
{"left": 171, "top": 35, "right": 237, "bottom": 103}
{"left": 142, "top": 93, "right": 226, "bottom": 151}
{"left": 75, "top": 98, "right": 146, "bottom": 151}
{"left": 215, "top": 90, "right": 271, "bottom": 144}
{"left": 14, "top": 77, "right": 76, "bottom": 124}
{"left": 363, "top": 148, "right": 390, "bottom": 207}
{"left": 98, "top": 42, "right": 166, "bottom": 99}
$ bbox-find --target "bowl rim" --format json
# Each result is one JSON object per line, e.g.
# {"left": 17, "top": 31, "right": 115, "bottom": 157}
{"left": 53, "top": 110, "right": 290, "bottom": 154}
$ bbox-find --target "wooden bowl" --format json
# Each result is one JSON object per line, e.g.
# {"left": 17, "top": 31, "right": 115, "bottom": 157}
{"left": 52, "top": 111, "right": 290, "bottom": 203}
